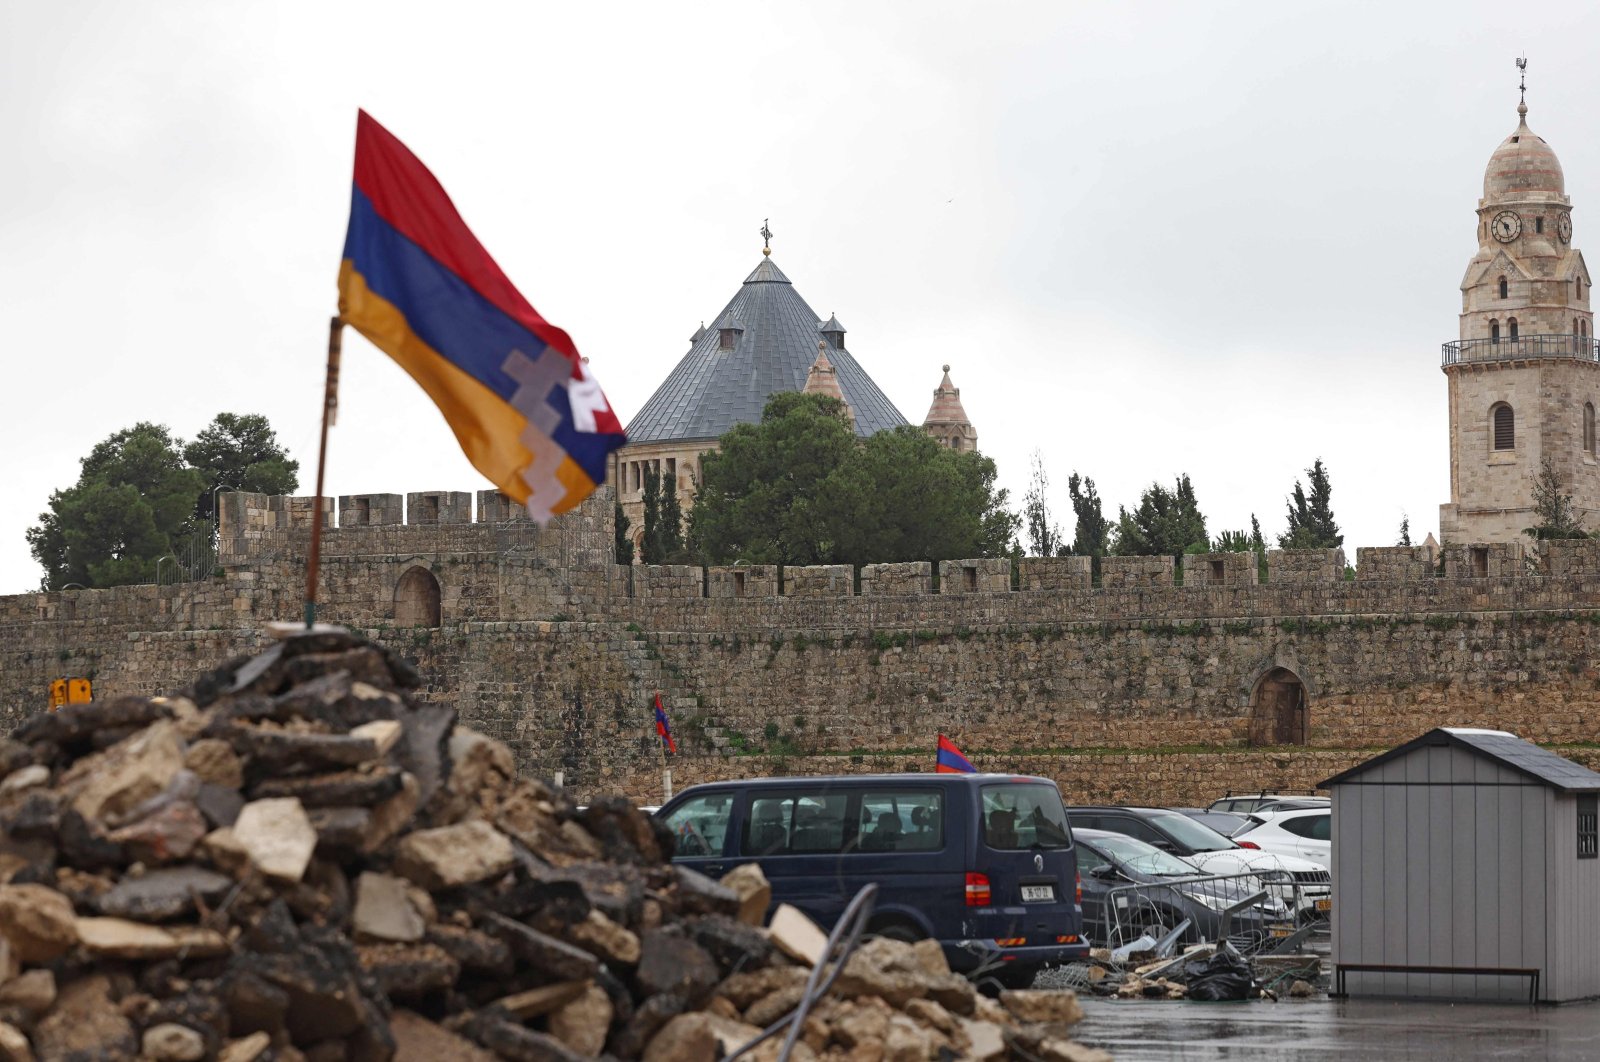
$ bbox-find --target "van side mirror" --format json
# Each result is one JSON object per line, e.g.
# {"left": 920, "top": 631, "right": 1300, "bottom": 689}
{"left": 1090, "top": 864, "right": 1119, "bottom": 879}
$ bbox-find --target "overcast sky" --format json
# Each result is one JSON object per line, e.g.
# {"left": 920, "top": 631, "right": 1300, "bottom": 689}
{"left": 4, "top": 1, "right": 1599, "bottom": 592}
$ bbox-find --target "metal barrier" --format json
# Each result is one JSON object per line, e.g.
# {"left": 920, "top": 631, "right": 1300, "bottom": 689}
{"left": 1099, "top": 870, "right": 1303, "bottom": 956}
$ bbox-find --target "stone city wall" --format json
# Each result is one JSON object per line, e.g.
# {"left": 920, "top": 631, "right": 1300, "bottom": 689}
{"left": 4, "top": 488, "right": 1600, "bottom": 804}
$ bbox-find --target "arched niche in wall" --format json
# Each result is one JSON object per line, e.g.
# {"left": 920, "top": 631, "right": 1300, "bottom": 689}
{"left": 395, "top": 565, "right": 442, "bottom": 628}
{"left": 1247, "top": 667, "right": 1308, "bottom": 747}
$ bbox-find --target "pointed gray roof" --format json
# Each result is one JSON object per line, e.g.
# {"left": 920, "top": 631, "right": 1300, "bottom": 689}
{"left": 820, "top": 313, "right": 846, "bottom": 333}
{"left": 625, "top": 258, "right": 908, "bottom": 443}
{"left": 1320, "top": 727, "right": 1600, "bottom": 791}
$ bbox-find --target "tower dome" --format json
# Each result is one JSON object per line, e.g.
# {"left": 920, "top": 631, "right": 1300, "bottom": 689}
{"left": 1483, "top": 104, "right": 1564, "bottom": 200}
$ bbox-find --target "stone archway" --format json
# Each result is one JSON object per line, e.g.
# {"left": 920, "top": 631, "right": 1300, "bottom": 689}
{"left": 394, "top": 566, "right": 441, "bottom": 627}
{"left": 1248, "top": 667, "right": 1307, "bottom": 746}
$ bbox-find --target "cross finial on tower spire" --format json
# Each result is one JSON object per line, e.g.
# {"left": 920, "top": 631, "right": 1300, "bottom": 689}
{"left": 1517, "top": 55, "right": 1528, "bottom": 118}
{"left": 760, "top": 218, "right": 773, "bottom": 257}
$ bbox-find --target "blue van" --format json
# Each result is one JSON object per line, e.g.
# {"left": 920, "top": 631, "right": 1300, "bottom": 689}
{"left": 655, "top": 773, "right": 1087, "bottom": 986}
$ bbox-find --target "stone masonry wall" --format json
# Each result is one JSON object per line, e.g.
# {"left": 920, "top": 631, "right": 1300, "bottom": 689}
{"left": 6, "top": 488, "right": 1600, "bottom": 804}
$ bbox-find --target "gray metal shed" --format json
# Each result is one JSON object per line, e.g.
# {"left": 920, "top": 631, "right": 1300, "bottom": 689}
{"left": 1320, "top": 727, "right": 1600, "bottom": 1003}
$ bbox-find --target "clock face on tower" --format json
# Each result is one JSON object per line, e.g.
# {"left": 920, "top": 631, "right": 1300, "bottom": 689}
{"left": 1559, "top": 212, "right": 1573, "bottom": 243}
{"left": 1493, "top": 210, "right": 1522, "bottom": 243}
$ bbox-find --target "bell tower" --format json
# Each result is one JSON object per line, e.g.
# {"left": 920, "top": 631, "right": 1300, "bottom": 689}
{"left": 1440, "top": 62, "right": 1599, "bottom": 544}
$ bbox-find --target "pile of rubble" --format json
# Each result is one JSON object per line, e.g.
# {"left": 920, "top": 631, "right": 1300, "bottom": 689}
{"left": 1063, "top": 945, "right": 1320, "bottom": 1002}
{"left": 0, "top": 628, "right": 1111, "bottom": 1061}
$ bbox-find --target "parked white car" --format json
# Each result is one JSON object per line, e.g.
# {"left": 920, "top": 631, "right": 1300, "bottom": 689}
{"left": 1236, "top": 807, "right": 1331, "bottom": 864}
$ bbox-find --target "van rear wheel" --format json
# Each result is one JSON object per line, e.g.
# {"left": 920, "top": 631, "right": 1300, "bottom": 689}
{"left": 869, "top": 920, "right": 923, "bottom": 944}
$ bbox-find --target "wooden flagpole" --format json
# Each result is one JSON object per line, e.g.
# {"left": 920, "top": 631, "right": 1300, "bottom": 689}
{"left": 305, "top": 316, "right": 344, "bottom": 628}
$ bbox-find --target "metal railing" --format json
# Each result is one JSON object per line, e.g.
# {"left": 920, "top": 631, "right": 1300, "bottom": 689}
{"left": 1442, "top": 334, "right": 1600, "bottom": 366}
{"left": 1098, "top": 870, "right": 1304, "bottom": 956}
{"left": 154, "top": 525, "right": 219, "bottom": 587}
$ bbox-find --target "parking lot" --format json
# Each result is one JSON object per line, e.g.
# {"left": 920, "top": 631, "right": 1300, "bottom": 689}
{"left": 1073, "top": 996, "right": 1600, "bottom": 1061}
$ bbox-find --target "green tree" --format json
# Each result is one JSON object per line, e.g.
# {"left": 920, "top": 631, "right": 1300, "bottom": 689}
{"left": 1021, "top": 450, "right": 1063, "bottom": 557}
{"left": 1526, "top": 457, "right": 1588, "bottom": 539}
{"left": 688, "top": 392, "right": 1016, "bottom": 565}
{"left": 614, "top": 501, "right": 634, "bottom": 565}
{"left": 829, "top": 427, "right": 1016, "bottom": 564}
{"left": 1213, "top": 529, "right": 1252, "bottom": 552}
{"left": 689, "top": 392, "right": 859, "bottom": 565}
{"left": 657, "top": 472, "right": 686, "bottom": 561}
{"left": 1397, "top": 514, "right": 1413, "bottom": 547}
{"left": 1112, "top": 475, "right": 1207, "bottom": 558}
{"left": 1250, "top": 514, "right": 1266, "bottom": 554}
{"left": 1279, "top": 458, "right": 1342, "bottom": 549}
{"left": 1067, "top": 473, "right": 1110, "bottom": 561}
{"left": 182, "top": 413, "right": 299, "bottom": 519}
{"left": 640, "top": 464, "right": 663, "bottom": 563}
{"left": 27, "top": 422, "right": 205, "bottom": 589}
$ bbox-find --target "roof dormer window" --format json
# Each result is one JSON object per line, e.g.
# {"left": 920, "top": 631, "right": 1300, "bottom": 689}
{"left": 718, "top": 323, "right": 743, "bottom": 351}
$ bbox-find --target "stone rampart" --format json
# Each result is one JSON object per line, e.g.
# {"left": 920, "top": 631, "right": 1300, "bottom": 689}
{"left": 6, "top": 489, "right": 1600, "bottom": 803}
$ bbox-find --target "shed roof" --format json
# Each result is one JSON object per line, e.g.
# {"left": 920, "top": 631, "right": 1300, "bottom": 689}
{"left": 1320, "top": 727, "right": 1600, "bottom": 791}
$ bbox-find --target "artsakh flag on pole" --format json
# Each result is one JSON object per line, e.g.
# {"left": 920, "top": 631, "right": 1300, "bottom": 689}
{"left": 337, "top": 110, "right": 626, "bottom": 522}
{"left": 936, "top": 733, "right": 976, "bottom": 774}
{"left": 654, "top": 692, "right": 676, "bottom": 755}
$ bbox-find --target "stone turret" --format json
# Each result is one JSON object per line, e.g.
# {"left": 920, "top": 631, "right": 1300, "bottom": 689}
{"left": 803, "top": 341, "right": 854, "bottom": 427}
{"left": 923, "top": 365, "right": 977, "bottom": 453}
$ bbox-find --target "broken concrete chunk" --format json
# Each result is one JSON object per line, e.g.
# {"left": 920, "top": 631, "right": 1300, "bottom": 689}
{"left": 565, "top": 908, "right": 641, "bottom": 965}
{"left": 59, "top": 719, "right": 184, "bottom": 823}
{"left": 362, "top": 772, "right": 420, "bottom": 853}
{"left": 29, "top": 975, "right": 137, "bottom": 1061}
{"left": 74, "top": 917, "right": 228, "bottom": 959}
{"left": 350, "top": 719, "right": 403, "bottom": 757}
{"left": 353, "top": 872, "right": 425, "bottom": 943}
{"left": 642, "top": 1011, "right": 765, "bottom": 1062}
{"left": 635, "top": 927, "right": 721, "bottom": 1006}
{"left": 106, "top": 800, "right": 208, "bottom": 864}
{"left": 252, "top": 767, "right": 403, "bottom": 808}
{"left": 0, "top": 1021, "right": 31, "bottom": 1062}
{"left": 547, "top": 983, "right": 613, "bottom": 1056}
{"left": 0, "top": 884, "right": 78, "bottom": 963}
{"left": 142, "top": 1022, "right": 207, "bottom": 1061}
{"left": 229, "top": 725, "right": 380, "bottom": 770}
{"left": 216, "top": 1031, "right": 272, "bottom": 1062}
{"left": 357, "top": 942, "right": 460, "bottom": 997}
{"left": 390, "top": 1009, "right": 497, "bottom": 1062}
{"left": 95, "top": 865, "right": 233, "bottom": 922}
{"left": 183, "top": 739, "right": 244, "bottom": 788}
{"left": 719, "top": 863, "right": 772, "bottom": 926}
{"left": 0, "top": 969, "right": 54, "bottom": 1016}
{"left": 232, "top": 798, "right": 317, "bottom": 882}
{"left": 393, "top": 820, "right": 513, "bottom": 890}
{"left": 481, "top": 912, "right": 600, "bottom": 982}
{"left": 999, "top": 987, "right": 1085, "bottom": 1026}
{"left": 491, "top": 978, "right": 589, "bottom": 1019}
{"left": 0, "top": 766, "right": 48, "bottom": 797}
{"left": 768, "top": 903, "right": 828, "bottom": 967}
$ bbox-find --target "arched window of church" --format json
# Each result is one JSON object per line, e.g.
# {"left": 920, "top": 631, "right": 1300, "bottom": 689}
{"left": 1490, "top": 319, "right": 1500, "bottom": 342}
{"left": 1499, "top": 276, "right": 1508, "bottom": 299}
{"left": 394, "top": 566, "right": 442, "bottom": 628}
{"left": 1492, "top": 403, "right": 1515, "bottom": 451}
{"left": 1508, "top": 317, "right": 1519, "bottom": 340}
{"left": 1586, "top": 403, "right": 1596, "bottom": 455}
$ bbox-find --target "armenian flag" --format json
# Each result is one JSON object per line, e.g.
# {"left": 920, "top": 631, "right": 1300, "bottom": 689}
{"left": 654, "top": 693, "right": 676, "bottom": 755}
{"left": 337, "top": 110, "right": 625, "bottom": 522}
{"left": 936, "top": 733, "right": 975, "bottom": 774}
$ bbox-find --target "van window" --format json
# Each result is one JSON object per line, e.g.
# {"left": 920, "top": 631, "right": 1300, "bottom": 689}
{"left": 981, "top": 783, "right": 1071, "bottom": 849}
{"left": 663, "top": 792, "right": 734, "bottom": 857}
{"left": 858, "top": 789, "right": 944, "bottom": 852}
{"left": 743, "top": 791, "right": 851, "bottom": 855}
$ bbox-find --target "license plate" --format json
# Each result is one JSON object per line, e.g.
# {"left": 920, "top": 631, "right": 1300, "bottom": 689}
{"left": 1315, "top": 899, "right": 1332, "bottom": 912}
{"left": 1020, "top": 885, "right": 1054, "bottom": 902}
{"left": 1270, "top": 924, "right": 1295, "bottom": 938}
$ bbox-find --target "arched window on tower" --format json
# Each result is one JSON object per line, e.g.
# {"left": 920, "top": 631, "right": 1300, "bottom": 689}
{"left": 1499, "top": 276, "right": 1508, "bottom": 299}
{"left": 1509, "top": 317, "right": 1519, "bottom": 340}
{"left": 1586, "top": 402, "right": 1596, "bottom": 456}
{"left": 1492, "top": 403, "right": 1516, "bottom": 451}
{"left": 1490, "top": 319, "right": 1500, "bottom": 342}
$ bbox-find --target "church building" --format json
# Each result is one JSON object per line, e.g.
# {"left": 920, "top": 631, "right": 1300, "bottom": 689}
{"left": 1441, "top": 73, "right": 1599, "bottom": 544}
{"left": 612, "top": 236, "right": 977, "bottom": 553}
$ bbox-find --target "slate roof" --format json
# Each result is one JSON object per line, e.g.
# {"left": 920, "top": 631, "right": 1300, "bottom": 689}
{"left": 624, "top": 258, "right": 909, "bottom": 443}
{"left": 1320, "top": 727, "right": 1600, "bottom": 791}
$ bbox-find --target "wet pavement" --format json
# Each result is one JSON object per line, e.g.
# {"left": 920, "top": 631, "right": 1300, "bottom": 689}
{"left": 1074, "top": 996, "right": 1600, "bottom": 1060}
